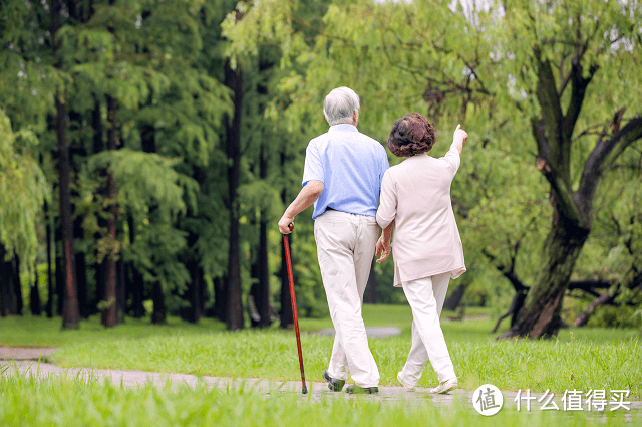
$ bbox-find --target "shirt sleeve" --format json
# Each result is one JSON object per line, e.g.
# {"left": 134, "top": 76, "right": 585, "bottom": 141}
{"left": 440, "top": 146, "right": 461, "bottom": 179}
{"left": 302, "top": 141, "right": 324, "bottom": 187}
{"left": 376, "top": 170, "right": 396, "bottom": 228}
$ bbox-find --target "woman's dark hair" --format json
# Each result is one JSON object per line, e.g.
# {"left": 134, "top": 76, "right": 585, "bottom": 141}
{"left": 386, "top": 113, "right": 436, "bottom": 157}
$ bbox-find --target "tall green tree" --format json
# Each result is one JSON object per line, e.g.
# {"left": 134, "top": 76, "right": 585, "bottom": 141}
{"left": 0, "top": 110, "right": 49, "bottom": 316}
{"left": 491, "top": 0, "right": 642, "bottom": 337}
{"left": 52, "top": 0, "right": 80, "bottom": 329}
{"left": 224, "top": 0, "right": 642, "bottom": 337}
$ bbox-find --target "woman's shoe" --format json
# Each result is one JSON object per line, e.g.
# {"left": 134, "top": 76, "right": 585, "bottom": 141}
{"left": 323, "top": 370, "right": 345, "bottom": 392}
{"left": 428, "top": 377, "right": 458, "bottom": 394}
{"left": 345, "top": 384, "right": 379, "bottom": 394}
{"left": 397, "top": 372, "right": 416, "bottom": 391}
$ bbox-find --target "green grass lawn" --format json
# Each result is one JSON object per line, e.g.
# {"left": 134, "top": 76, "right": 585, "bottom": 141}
{"left": 2, "top": 374, "right": 637, "bottom": 427}
{"left": 1, "top": 305, "right": 640, "bottom": 398}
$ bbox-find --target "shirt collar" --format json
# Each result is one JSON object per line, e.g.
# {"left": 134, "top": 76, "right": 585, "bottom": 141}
{"left": 328, "top": 124, "right": 358, "bottom": 133}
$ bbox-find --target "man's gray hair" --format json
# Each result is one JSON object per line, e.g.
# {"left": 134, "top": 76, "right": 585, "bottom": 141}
{"left": 323, "top": 87, "right": 360, "bottom": 126}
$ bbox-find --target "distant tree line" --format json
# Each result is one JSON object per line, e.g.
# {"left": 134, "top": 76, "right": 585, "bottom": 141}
{"left": 1, "top": 0, "right": 641, "bottom": 336}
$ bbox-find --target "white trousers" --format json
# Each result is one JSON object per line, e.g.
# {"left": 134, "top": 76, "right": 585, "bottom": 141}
{"left": 314, "top": 210, "right": 380, "bottom": 388}
{"left": 399, "top": 272, "right": 456, "bottom": 385}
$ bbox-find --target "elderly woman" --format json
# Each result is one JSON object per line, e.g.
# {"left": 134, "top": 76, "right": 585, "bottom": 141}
{"left": 375, "top": 113, "right": 467, "bottom": 394}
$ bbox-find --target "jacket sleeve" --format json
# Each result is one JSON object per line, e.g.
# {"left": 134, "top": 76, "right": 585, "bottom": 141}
{"left": 376, "top": 170, "right": 396, "bottom": 228}
{"left": 440, "top": 146, "right": 461, "bottom": 180}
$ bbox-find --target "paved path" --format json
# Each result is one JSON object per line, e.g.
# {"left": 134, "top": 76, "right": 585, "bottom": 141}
{"left": 2, "top": 347, "right": 641, "bottom": 416}
{"left": 0, "top": 346, "right": 56, "bottom": 360}
{"left": 2, "top": 360, "right": 467, "bottom": 408}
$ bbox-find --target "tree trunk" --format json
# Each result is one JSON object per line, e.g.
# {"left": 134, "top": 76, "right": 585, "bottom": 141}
{"left": 141, "top": 124, "right": 166, "bottom": 324}
{"left": 224, "top": 58, "right": 244, "bottom": 331}
{"left": 0, "top": 245, "right": 17, "bottom": 316}
{"left": 500, "top": 221, "right": 589, "bottom": 338}
{"left": 116, "top": 257, "right": 126, "bottom": 324}
{"left": 181, "top": 264, "right": 203, "bottom": 324}
{"left": 73, "top": 216, "right": 89, "bottom": 318}
{"left": 213, "top": 276, "right": 227, "bottom": 322}
{"left": 92, "top": 95, "right": 105, "bottom": 316}
{"left": 101, "top": 94, "right": 118, "bottom": 328}
{"left": 55, "top": 251, "right": 63, "bottom": 316}
{"left": 126, "top": 214, "right": 145, "bottom": 318}
{"left": 12, "top": 255, "right": 23, "bottom": 315}
{"left": 69, "top": 109, "right": 88, "bottom": 319}
{"left": 52, "top": 0, "right": 79, "bottom": 330}
{"left": 491, "top": 287, "right": 527, "bottom": 334}
{"left": 279, "top": 194, "right": 293, "bottom": 329}
{"left": 151, "top": 282, "right": 166, "bottom": 324}
{"left": 30, "top": 271, "right": 42, "bottom": 316}
{"left": 504, "top": 51, "right": 642, "bottom": 339}
{"left": 443, "top": 283, "right": 466, "bottom": 311}
{"left": 278, "top": 143, "right": 294, "bottom": 329}
{"left": 45, "top": 200, "right": 54, "bottom": 318}
{"left": 69, "top": 135, "right": 89, "bottom": 319}
{"left": 257, "top": 146, "right": 272, "bottom": 327}
{"left": 74, "top": 250, "right": 88, "bottom": 318}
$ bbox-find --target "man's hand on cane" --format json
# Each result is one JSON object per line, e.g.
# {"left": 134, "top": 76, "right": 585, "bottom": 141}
{"left": 278, "top": 180, "right": 324, "bottom": 235}
{"left": 278, "top": 214, "right": 295, "bottom": 235}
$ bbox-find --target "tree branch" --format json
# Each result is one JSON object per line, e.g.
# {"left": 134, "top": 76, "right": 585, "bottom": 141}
{"left": 563, "top": 60, "right": 598, "bottom": 142}
{"left": 568, "top": 279, "right": 613, "bottom": 293}
{"left": 533, "top": 49, "right": 584, "bottom": 227}
{"left": 482, "top": 249, "right": 529, "bottom": 292}
{"left": 576, "top": 115, "right": 642, "bottom": 225}
{"left": 573, "top": 289, "right": 617, "bottom": 327}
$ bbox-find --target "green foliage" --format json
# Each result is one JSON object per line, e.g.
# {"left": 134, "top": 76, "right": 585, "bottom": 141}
{"left": 372, "top": 261, "right": 406, "bottom": 305}
{"left": 0, "top": 109, "right": 49, "bottom": 273}
{"left": 223, "top": 0, "right": 642, "bottom": 325}
{"left": 587, "top": 305, "right": 642, "bottom": 330}
{"left": 3, "top": 0, "right": 641, "bottom": 328}
{"left": 0, "top": 0, "right": 55, "bottom": 133}
{"left": 85, "top": 149, "right": 194, "bottom": 217}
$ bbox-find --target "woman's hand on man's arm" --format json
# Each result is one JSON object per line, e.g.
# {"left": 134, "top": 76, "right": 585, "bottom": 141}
{"left": 375, "top": 222, "right": 393, "bottom": 263}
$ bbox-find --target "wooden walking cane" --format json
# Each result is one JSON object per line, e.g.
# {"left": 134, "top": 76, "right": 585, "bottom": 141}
{"left": 283, "top": 223, "right": 308, "bottom": 394}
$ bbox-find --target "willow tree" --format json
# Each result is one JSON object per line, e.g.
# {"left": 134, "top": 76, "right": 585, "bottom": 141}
{"left": 224, "top": 0, "right": 642, "bottom": 337}
{"left": 0, "top": 0, "right": 53, "bottom": 317}
{"left": 491, "top": 0, "right": 642, "bottom": 337}
{"left": 0, "top": 110, "right": 49, "bottom": 315}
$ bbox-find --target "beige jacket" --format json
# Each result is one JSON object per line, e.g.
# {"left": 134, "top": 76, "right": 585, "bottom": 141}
{"left": 376, "top": 147, "right": 466, "bottom": 286}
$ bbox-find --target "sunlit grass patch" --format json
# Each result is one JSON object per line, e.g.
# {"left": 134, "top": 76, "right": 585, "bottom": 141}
{"left": 0, "top": 374, "right": 637, "bottom": 427}
{"left": 2, "top": 306, "right": 640, "bottom": 397}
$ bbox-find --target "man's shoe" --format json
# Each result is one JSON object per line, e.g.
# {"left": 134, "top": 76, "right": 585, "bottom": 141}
{"left": 397, "top": 372, "right": 416, "bottom": 392}
{"left": 323, "top": 370, "right": 345, "bottom": 392}
{"left": 345, "top": 384, "right": 379, "bottom": 395}
{"left": 428, "top": 377, "right": 458, "bottom": 394}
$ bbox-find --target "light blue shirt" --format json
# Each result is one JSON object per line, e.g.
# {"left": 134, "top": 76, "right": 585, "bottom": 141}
{"left": 302, "top": 124, "right": 389, "bottom": 219}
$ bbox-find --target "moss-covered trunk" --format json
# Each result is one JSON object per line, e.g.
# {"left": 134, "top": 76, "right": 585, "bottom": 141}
{"left": 502, "top": 220, "right": 589, "bottom": 338}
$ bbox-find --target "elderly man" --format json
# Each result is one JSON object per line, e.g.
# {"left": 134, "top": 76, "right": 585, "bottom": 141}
{"left": 278, "top": 86, "right": 389, "bottom": 394}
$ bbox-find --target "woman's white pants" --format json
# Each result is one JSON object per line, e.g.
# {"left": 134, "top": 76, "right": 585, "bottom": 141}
{"left": 399, "top": 272, "right": 456, "bottom": 385}
{"left": 314, "top": 210, "right": 380, "bottom": 388}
